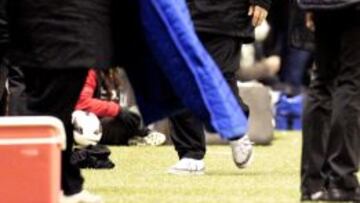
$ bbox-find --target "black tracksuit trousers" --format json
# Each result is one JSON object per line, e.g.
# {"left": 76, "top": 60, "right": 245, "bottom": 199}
{"left": 301, "top": 9, "right": 360, "bottom": 194}
{"left": 19, "top": 68, "right": 88, "bottom": 195}
{"left": 170, "top": 32, "right": 249, "bottom": 160}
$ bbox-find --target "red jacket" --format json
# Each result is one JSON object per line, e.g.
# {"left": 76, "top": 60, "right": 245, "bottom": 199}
{"left": 75, "top": 69, "right": 120, "bottom": 117}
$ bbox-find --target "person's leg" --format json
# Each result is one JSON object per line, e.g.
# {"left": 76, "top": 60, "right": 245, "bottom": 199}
{"left": 324, "top": 10, "right": 360, "bottom": 196}
{"left": 197, "top": 33, "right": 249, "bottom": 115}
{"left": 100, "top": 116, "right": 138, "bottom": 145}
{"left": 300, "top": 12, "right": 339, "bottom": 199}
{"left": 167, "top": 110, "right": 206, "bottom": 175}
{"left": 169, "top": 110, "right": 206, "bottom": 160}
{"left": 21, "top": 68, "right": 88, "bottom": 196}
{"left": 100, "top": 113, "right": 167, "bottom": 146}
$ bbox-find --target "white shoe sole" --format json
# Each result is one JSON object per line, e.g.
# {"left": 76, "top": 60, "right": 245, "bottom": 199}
{"left": 167, "top": 168, "right": 205, "bottom": 176}
{"left": 234, "top": 150, "right": 254, "bottom": 169}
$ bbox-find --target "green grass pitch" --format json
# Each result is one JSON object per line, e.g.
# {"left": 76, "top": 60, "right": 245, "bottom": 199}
{"left": 82, "top": 132, "right": 304, "bottom": 203}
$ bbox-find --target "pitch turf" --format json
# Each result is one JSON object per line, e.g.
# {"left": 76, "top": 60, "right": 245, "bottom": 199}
{"left": 83, "top": 132, "right": 302, "bottom": 203}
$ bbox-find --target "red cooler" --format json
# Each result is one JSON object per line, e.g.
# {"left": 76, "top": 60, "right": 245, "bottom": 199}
{"left": 0, "top": 116, "right": 66, "bottom": 203}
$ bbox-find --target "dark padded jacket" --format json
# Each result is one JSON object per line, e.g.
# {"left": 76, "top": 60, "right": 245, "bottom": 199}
{"left": 187, "top": 0, "right": 271, "bottom": 43}
{"left": 0, "top": 0, "right": 8, "bottom": 57}
{"left": 7, "top": 0, "right": 114, "bottom": 69}
{"left": 298, "top": 0, "right": 360, "bottom": 9}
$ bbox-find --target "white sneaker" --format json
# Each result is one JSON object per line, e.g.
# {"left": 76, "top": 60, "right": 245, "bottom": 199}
{"left": 168, "top": 158, "right": 205, "bottom": 175}
{"left": 143, "top": 131, "right": 167, "bottom": 146}
{"left": 128, "top": 131, "right": 166, "bottom": 146}
{"left": 230, "top": 135, "right": 253, "bottom": 168}
{"left": 60, "top": 190, "right": 103, "bottom": 203}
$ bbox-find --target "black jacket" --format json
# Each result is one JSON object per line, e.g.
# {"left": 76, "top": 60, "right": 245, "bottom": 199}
{"left": 7, "top": 0, "right": 114, "bottom": 69}
{"left": 298, "top": 0, "right": 360, "bottom": 9}
{"left": 0, "top": 0, "right": 8, "bottom": 57}
{"left": 187, "top": 0, "right": 271, "bottom": 42}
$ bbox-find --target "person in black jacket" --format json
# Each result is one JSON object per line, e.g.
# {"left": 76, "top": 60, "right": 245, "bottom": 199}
{"left": 168, "top": 0, "right": 271, "bottom": 175}
{"left": 6, "top": 0, "right": 108, "bottom": 202}
{"left": 298, "top": 0, "right": 360, "bottom": 201}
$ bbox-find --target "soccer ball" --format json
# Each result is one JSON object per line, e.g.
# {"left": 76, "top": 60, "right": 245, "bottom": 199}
{"left": 72, "top": 110, "right": 103, "bottom": 147}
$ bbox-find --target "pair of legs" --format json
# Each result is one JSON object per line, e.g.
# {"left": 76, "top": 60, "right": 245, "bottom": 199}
{"left": 169, "top": 32, "right": 250, "bottom": 171}
{"left": 99, "top": 116, "right": 166, "bottom": 146}
{"left": 301, "top": 9, "right": 360, "bottom": 201}
{"left": 14, "top": 67, "right": 103, "bottom": 203}
{"left": 99, "top": 116, "right": 144, "bottom": 146}
{"left": 12, "top": 68, "right": 87, "bottom": 196}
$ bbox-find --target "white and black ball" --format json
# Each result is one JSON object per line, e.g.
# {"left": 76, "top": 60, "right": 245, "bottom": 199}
{"left": 72, "top": 110, "right": 102, "bottom": 147}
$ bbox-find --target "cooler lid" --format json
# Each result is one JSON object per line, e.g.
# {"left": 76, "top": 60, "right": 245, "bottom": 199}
{"left": 0, "top": 116, "right": 66, "bottom": 150}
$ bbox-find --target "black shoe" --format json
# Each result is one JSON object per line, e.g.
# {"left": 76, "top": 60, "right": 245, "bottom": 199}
{"left": 326, "top": 187, "right": 360, "bottom": 201}
{"left": 301, "top": 190, "right": 328, "bottom": 201}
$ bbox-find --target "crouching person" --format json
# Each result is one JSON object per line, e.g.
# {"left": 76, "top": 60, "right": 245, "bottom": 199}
{"left": 75, "top": 69, "right": 167, "bottom": 147}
